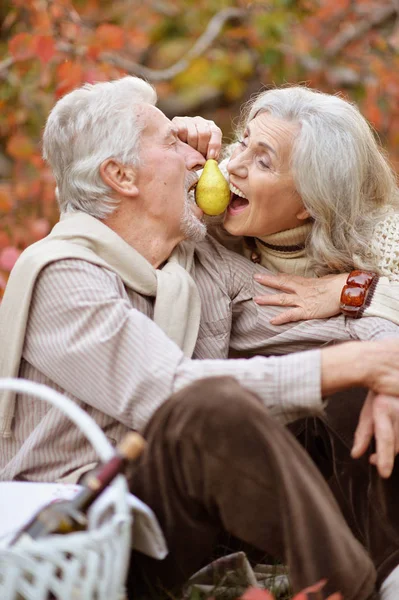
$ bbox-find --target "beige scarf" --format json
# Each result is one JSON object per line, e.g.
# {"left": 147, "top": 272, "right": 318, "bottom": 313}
{"left": 0, "top": 212, "right": 201, "bottom": 437}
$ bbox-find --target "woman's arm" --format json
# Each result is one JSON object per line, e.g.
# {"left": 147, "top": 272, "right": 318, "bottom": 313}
{"left": 252, "top": 272, "right": 346, "bottom": 324}
{"left": 252, "top": 273, "right": 399, "bottom": 326}
{"left": 362, "top": 278, "right": 399, "bottom": 325}
{"left": 252, "top": 212, "right": 399, "bottom": 325}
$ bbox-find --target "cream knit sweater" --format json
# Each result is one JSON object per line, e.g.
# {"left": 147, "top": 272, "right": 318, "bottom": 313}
{"left": 242, "top": 222, "right": 314, "bottom": 277}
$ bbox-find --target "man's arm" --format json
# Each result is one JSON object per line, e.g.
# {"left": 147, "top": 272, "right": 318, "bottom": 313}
{"left": 25, "top": 259, "right": 399, "bottom": 434}
{"left": 25, "top": 259, "right": 325, "bottom": 427}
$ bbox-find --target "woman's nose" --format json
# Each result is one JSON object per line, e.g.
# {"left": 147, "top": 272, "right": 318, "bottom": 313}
{"left": 227, "top": 152, "right": 247, "bottom": 178}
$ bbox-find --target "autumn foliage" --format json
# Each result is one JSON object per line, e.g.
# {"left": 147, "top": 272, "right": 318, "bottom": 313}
{"left": 239, "top": 579, "right": 343, "bottom": 599}
{"left": 1, "top": 0, "right": 398, "bottom": 296}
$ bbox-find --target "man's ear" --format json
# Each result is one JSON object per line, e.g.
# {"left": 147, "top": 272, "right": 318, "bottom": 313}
{"left": 100, "top": 159, "right": 139, "bottom": 197}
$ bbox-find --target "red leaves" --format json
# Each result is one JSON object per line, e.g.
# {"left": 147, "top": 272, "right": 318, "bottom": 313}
{"left": 291, "top": 579, "right": 343, "bottom": 599}
{"left": 55, "top": 61, "right": 84, "bottom": 98}
{"left": 2, "top": 0, "right": 399, "bottom": 297}
{"left": 9, "top": 33, "right": 35, "bottom": 61}
{"left": 35, "top": 36, "right": 56, "bottom": 65}
{"left": 8, "top": 33, "right": 55, "bottom": 64}
{"left": 28, "top": 219, "right": 51, "bottom": 242}
{"left": 0, "top": 245, "right": 21, "bottom": 299}
{"left": 239, "top": 580, "right": 343, "bottom": 600}
{"left": 0, "top": 247, "right": 21, "bottom": 273}
{"left": 240, "top": 588, "right": 275, "bottom": 600}
{"left": 95, "top": 24, "right": 125, "bottom": 51}
{"left": 0, "top": 188, "right": 13, "bottom": 214}
{"left": 86, "top": 24, "right": 126, "bottom": 60}
{"left": 6, "top": 133, "right": 35, "bottom": 160}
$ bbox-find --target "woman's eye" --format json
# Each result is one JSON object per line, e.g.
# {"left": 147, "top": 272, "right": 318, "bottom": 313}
{"left": 238, "top": 138, "right": 248, "bottom": 147}
{"left": 258, "top": 159, "right": 270, "bottom": 170}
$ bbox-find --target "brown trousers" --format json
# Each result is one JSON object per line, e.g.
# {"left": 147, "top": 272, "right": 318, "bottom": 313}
{"left": 294, "top": 388, "right": 399, "bottom": 589}
{"left": 126, "top": 378, "right": 398, "bottom": 599}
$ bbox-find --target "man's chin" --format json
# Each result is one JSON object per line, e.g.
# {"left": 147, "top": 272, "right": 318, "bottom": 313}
{"left": 181, "top": 215, "right": 207, "bottom": 243}
{"left": 192, "top": 204, "right": 204, "bottom": 220}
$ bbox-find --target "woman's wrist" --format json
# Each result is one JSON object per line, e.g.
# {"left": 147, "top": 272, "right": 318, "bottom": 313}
{"left": 340, "top": 270, "right": 379, "bottom": 318}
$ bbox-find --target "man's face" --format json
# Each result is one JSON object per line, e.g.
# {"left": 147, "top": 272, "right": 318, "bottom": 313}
{"left": 135, "top": 104, "right": 206, "bottom": 243}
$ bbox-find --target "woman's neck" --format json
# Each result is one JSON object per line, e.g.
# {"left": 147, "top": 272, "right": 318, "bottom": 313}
{"left": 256, "top": 222, "right": 313, "bottom": 254}
{"left": 248, "top": 223, "right": 315, "bottom": 277}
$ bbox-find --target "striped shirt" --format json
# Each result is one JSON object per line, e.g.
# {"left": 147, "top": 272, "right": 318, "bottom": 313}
{"left": 1, "top": 235, "right": 397, "bottom": 481}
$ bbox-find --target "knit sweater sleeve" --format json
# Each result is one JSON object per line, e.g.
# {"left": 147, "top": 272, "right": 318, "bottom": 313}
{"left": 363, "top": 214, "right": 399, "bottom": 324}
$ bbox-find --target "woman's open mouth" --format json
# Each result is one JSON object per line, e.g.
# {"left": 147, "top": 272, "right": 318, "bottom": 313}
{"left": 228, "top": 183, "right": 249, "bottom": 215}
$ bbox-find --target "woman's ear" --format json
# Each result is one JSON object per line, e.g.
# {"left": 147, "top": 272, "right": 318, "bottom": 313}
{"left": 100, "top": 159, "right": 139, "bottom": 198}
{"left": 296, "top": 206, "right": 310, "bottom": 221}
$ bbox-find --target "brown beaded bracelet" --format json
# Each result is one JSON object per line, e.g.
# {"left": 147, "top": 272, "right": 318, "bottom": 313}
{"left": 340, "top": 270, "right": 379, "bottom": 318}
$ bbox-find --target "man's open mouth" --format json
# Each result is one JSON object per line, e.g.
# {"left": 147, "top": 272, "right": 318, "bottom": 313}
{"left": 187, "top": 179, "right": 198, "bottom": 206}
{"left": 228, "top": 183, "right": 249, "bottom": 215}
{"left": 188, "top": 180, "right": 198, "bottom": 193}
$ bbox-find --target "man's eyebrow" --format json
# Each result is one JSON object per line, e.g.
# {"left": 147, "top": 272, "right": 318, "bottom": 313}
{"left": 164, "top": 126, "right": 179, "bottom": 140}
{"left": 246, "top": 124, "right": 277, "bottom": 156}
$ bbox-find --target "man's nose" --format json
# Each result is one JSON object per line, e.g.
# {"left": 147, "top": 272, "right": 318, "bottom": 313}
{"left": 184, "top": 144, "right": 206, "bottom": 171}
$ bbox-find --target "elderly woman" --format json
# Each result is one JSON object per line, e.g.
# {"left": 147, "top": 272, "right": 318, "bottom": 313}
{"left": 173, "top": 86, "right": 399, "bottom": 600}
{"left": 221, "top": 86, "right": 399, "bottom": 326}
{"left": 174, "top": 86, "right": 399, "bottom": 327}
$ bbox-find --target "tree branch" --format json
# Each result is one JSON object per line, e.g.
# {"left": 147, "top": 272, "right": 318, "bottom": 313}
{"left": 324, "top": 4, "right": 396, "bottom": 58}
{"left": 93, "top": 7, "right": 246, "bottom": 81}
{"left": 0, "top": 56, "right": 14, "bottom": 76}
{"left": 2, "top": 7, "right": 246, "bottom": 83}
{"left": 279, "top": 4, "right": 397, "bottom": 87}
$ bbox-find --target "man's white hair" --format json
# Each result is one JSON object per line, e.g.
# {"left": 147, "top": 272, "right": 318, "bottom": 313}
{"left": 43, "top": 76, "right": 157, "bottom": 219}
{"left": 235, "top": 86, "right": 399, "bottom": 275}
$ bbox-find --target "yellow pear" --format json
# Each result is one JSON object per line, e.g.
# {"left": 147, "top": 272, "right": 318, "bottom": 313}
{"left": 195, "top": 159, "right": 230, "bottom": 216}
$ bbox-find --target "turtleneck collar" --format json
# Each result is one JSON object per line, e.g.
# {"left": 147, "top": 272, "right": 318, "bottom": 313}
{"left": 255, "top": 222, "right": 313, "bottom": 257}
{"left": 243, "top": 222, "right": 315, "bottom": 277}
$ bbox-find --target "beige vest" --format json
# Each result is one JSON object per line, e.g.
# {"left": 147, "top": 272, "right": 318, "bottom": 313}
{"left": 0, "top": 212, "right": 201, "bottom": 437}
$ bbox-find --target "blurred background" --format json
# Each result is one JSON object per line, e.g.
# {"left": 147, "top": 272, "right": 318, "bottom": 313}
{"left": 0, "top": 0, "right": 398, "bottom": 296}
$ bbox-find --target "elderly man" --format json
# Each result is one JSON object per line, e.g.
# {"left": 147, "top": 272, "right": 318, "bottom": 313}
{"left": 1, "top": 76, "right": 399, "bottom": 600}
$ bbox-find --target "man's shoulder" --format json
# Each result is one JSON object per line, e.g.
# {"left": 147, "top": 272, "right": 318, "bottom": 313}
{"left": 194, "top": 234, "right": 251, "bottom": 267}
{"left": 11, "top": 238, "right": 106, "bottom": 275}
{"left": 8, "top": 241, "right": 120, "bottom": 305}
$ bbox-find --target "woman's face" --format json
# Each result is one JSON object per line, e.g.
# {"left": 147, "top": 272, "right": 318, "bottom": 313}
{"left": 223, "top": 112, "right": 309, "bottom": 238}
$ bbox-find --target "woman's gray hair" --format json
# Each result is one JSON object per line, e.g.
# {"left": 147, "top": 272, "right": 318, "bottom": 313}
{"left": 234, "top": 86, "right": 399, "bottom": 276}
{"left": 42, "top": 76, "right": 157, "bottom": 219}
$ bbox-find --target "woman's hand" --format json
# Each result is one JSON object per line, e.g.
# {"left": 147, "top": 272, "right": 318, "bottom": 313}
{"left": 253, "top": 272, "right": 348, "bottom": 325}
{"left": 172, "top": 116, "right": 222, "bottom": 160}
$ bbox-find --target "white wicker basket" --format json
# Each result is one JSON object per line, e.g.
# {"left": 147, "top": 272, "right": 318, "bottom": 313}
{"left": 0, "top": 378, "right": 132, "bottom": 600}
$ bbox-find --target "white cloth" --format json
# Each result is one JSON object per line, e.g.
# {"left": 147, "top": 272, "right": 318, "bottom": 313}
{"left": 380, "top": 564, "right": 399, "bottom": 600}
{"left": 0, "top": 212, "right": 201, "bottom": 437}
{"left": 0, "top": 481, "right": 167, "bottom": 559}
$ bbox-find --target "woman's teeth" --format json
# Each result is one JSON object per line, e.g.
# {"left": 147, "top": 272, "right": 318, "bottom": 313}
{"left": 229, "top": 183, "right": 247, "bottom": 199}
{"left": 228, "top": 188, "right": 249, "bottom": 214}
